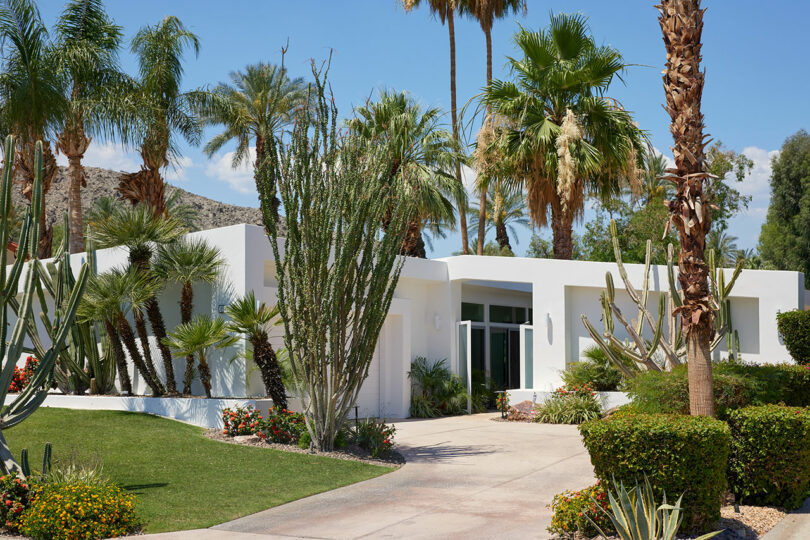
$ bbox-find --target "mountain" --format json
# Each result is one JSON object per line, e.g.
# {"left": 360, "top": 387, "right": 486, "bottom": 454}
{"left": 12, "top": 166, "right": 265, "bottom": 232}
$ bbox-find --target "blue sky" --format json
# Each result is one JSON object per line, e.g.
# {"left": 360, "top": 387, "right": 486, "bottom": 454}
{"left": 40, "top": 1, "right": 810, "bottom": 257}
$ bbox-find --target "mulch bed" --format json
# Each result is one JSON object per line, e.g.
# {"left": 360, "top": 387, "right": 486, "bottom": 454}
{"left": 205, "top": 429, "right": 405, "bottom": 467}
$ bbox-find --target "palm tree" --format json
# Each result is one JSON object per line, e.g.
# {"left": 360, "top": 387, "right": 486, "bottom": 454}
{"left": 91, "top": 204, "right": 186, "bottom": 394}
{"left": 202, "top": 62, "right": 308, "bottom": 219}
{"left": 79, "top": 268, "right": 165, "bottom": 396}
{"left": 402, "top": 0, "right": 470, "bottom": 254}
{"left": 482, "top": 14, "right": 647, "bottom": 259}
{"left": 153, "top": 238, "right": 224, "bottom": 394}
{"left": 53, "top": 0, "right": 126, "bottom": 254}
{"left": 467, "top": 181, "right": 529, "bottom": 251}
{"left": 163, "top": 315, "right": 237, "bottom": 398}
{"left": 225, "top": 292, "right": 286, "bottom": 409}
{"left": 119, "top": 16, "right": 210, "bottom": 216}
{"left": 0, "top": 0, "right": 66, "bottom": 257}
{"left": 658, "top": 0, "right": 714, "bottom": 416}
{"left": 706, "top": 230, "right": 738, "bottom": 268}
{"left": 639, "top": 152, "right": 671, "bottom": 205}
{"left": 460, "top": 0, "right": 526, "bottom": 255}
{"left": 347, "top": 90, "right": 464, "bottom": 257}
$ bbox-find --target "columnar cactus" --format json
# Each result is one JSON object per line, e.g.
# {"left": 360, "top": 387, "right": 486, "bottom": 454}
{"left": 581, "top": 219, "right": 742, "bottom": 376}
{"left": 0, "top": 137, "right": 89, "bottom": 475}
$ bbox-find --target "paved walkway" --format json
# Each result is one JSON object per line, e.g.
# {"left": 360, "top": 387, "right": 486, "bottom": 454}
{"left": 144, "top": 413, "right": 596, "bottom": 539}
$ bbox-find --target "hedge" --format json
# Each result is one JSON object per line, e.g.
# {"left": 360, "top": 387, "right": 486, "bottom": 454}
{"left": 727, "top": 405, "right": 810, "bottom": 509}
{"left": 579, "top": 414, "right": 730, "bottom": 532}
{"left": 776, "top": 309, "right": 810, "bottom": 365}
{"left": 717, "top": 362, "right": 810, "bottom": 407}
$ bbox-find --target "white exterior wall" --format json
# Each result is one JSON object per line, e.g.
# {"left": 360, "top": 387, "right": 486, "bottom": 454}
{"left": 4, "top": 224, "right": 805, "bottom": 419}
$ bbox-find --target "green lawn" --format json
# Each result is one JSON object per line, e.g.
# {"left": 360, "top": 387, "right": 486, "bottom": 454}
{"left": 5, "top": 408, "right": 391, "bottom": 533}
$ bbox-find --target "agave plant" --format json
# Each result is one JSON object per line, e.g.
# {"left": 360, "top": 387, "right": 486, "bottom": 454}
{"left": 589, "top": 477, "right": 721, "bottom": 540}
{"left": 163, "top": 315, "right": 237, "bottom": 398}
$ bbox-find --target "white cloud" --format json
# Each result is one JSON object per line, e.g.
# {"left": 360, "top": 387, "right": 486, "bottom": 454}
{"left": 736, "top": 146, "right": 779, "bottom": 199}
{"left": 165, "top": 156, "right": 193, "bottom": 182}
{"left": 460, "top": 164, "right": 477, "bottom": 193}
{"left": 652, "top": 147, "right": 675, "bottom": 169}
{"left": 205, "top": 148, "right": 256, "bottom": 194}
{"left": 55, "top": 142, "right": 140, "bottom": 172}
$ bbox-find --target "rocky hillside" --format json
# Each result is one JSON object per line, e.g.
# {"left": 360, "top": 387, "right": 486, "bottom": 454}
{"left": 12, "top": 166, "right": 265, "bottom": 232}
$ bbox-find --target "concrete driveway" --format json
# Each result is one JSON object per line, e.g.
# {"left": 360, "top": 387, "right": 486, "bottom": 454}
{"left": 146, "top": 413, "right": 596, "bottom": 539}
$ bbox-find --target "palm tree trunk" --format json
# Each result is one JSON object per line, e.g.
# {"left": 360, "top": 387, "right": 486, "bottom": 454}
{"left": 251, "top": 336, "right": 287, "bottom": 409}
{"left": 197, "top": 353, "right": 212, "bottom": 399}
{"left": 401, "top": 219, "right": 427, "bottom": 258}
{"left": 550, "top": 196, "right": 574, "bottom": 259}
{"left": 105, "top": 320, "right": 132, "bottom": 395}
{"left": 495, "top": 221, "right": 511, "bottom": 250}
{"left": 66, "top": 153, "right": 86, "bottom": 254}
{"left": 254, "top": 134, "right": 280, "bottom": 221}
{"left": 180, "top": 281, "right": 195, "bottom": 394}
{"left": 448, "top": 11, "right": 469, "bottom": 255}
{"left": 145, "top": 296, "right": 178, "bottom": 395}
{"left": 117, "top": 314, "right": 164, "bottom": 396}
{"left": 659, "top": 0, "right": 715, "bottom": 417}
{"left": 133, "top": 310, "right": 161, "bottom": 384}
{"left": 477, "top": 27, "right": 494, "bottom": 255}
{"left": 118, "top": 166, "right": 166, "bottom": 216}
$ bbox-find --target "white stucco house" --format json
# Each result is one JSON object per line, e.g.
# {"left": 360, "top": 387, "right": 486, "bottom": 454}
{"left": 10, "top": 223, "right": 809, "bottom": 421}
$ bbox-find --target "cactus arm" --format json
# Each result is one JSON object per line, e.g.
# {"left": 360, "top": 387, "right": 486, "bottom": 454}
{"left": 2, "top": 389, "right": 49, "bottom": 429}
{"left": 581, "top": 314, "right": 636, "bottom": 378}
{"left": 0, "top": 268, "right": 37, "bottom": 399}
{"left": 0, "top": 431, "right": 21, "bottom": 476}
{"left": 666, "top": 244, "right": 683, "bottom": 308}
{"left": 0, "top": 137, "right": 14, "bottom": 281}
{"left": 647, "top": 295, "right": 666, "bottom": 359}
{"left": 26, "top": 144, "right": 43, "bottom": 260}
{"left": 608, "top": 301, "right": 661, "bottom": 371}
{"left": 2, "top": 214, "right": 32, "bottom": 302}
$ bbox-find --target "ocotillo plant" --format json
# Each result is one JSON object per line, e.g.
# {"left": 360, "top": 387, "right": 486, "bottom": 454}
{"left": 581, "top": 220, "right": 742, "bottom": 377}
{"left": 0, "top": 137, "right": 90, "bottom": 476}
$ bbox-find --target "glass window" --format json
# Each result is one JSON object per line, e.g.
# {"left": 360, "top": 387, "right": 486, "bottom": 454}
{"left": 489, "top": 305, "right": 513, "bottom": 324}
{"left": 461, "top": 302, "right": 484, "bottom": 322}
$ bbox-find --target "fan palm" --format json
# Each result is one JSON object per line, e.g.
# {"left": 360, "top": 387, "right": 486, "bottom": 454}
{"left": 78, "top": 267, "right": 164, "bottom": 396}
{"left": 707, "top": 230, "right": 738, "bottom": 268}
{"left": 119, "top": 16, "right": 212, "bottom": 216}
{"left": 53, "top": 0, "right": 131, "bottom": 254}
{"left": 639, "top": 152, "right": 671, "bottom": 205}
{"left": 91, "top": 203, "right": 186, "bottom": 393}
{"left": 225, "top": 292, "right": 286, "bottom": 409}
{"left": 658, "top": 0, "right": 715, "bottom": 416}
{"left": 460, "top": 0, "right": 526, "bottom": 255}
{"left": 403, "top": 0, "right": 470, "bottom": 254}
{"left": 467, "top": 181, "right": 529, "bottom": 251}
{"left": 482, "top": 14, "right": 647, "bottom": 259}
{"left": 0, "top": 0, "right": 66, "bottom": 257}
{"left": 163, "top": 315, "right": 237, "bottom": 398}
{"left": 153, "top": 238, "right": 224, "bottom": 394}
{"left": 202, "top": 62, "right": 308, "bottom": 219}
{"left": 347, "top": 90, "right": 465, "bottom": 257}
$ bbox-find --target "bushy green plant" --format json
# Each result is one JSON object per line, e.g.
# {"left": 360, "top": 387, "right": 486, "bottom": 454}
{"left": 579, "top": 414, "right": 730, "bottom": 532}
{"left": 590, "top": 477, "right": 721, "bottom": 540}
{"left": 471, "top": 369, "right": 495, "bottom": 412}
{"left": 221, "top": 405, "right": 263, "bottom": 436}
{"left": 563, "top": 346, "right": 625, "bottom": 391}
{"left": 716, "top": 362, "right": 810, "bottom": 406}
{"left": 409, "top": 357, "right": 468, "bottom": 417}
{"left": 776, "top": 309, "right": 810, "bottom": 365}
{"left": 727, "top": 405, "right": 810, "bottom": 509}
{"left": 355, "top": 418, "right": 395, "bottom": 458}
{"left": 19, "top": 482, "right": 139, "bottom": 540}
{"left": 259, "top": 407, "right": 306, "bottom": 444}
{"left": 535, "top": 385, "right": 602, "bottom": 424}
{"left": 0, "top": 475, "right": 30, "bottom": 533}
{"left": 624, "top": 364, "right": 756, "bottom": 419}
{"left": 548, "top": 482, "right": 612, "bottom": 537}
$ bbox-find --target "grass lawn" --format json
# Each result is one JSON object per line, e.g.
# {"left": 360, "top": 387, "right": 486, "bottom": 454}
{"left": 5, "top": 408, "right": 392, "bottom": 533}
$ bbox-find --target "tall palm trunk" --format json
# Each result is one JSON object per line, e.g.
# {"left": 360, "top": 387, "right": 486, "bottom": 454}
{"left": 251, "top": 336, "right": 286, "bottom": 409}
{"left": 658, "top": 0, "right": 715, "bottom": 417}
{"left": 105, "top": 319, "right": 132, "bottom": 394}
{"left": 197, "top": 352, "right": 213, "bottom": 398}
{"left": 448, "top": 10, "right": 469, "bottom": 255}
{"left": 254, "top": 133, "right": 280, "bottom": 220}
{"left": 401, "top": 219, "right": 427, "bottom": 258}
{"left": 495, "top": 221, "right": 510, "bottom": 250}
{"left": 145, "top": 296, "right": 178, "bottom": 394}
{"left": 133, "top": 311, "right": 161, "bottom": 384}
{"left": 58, "top": 100, "right": 91, "bottom": 254}
{"left": 550, "top": 196, "right": 574, "bottom": 259}
{"left": 180, "top": 281, "right": 195, "bottom": 394}
{"left": 477, "top": 27, "right": 493, "bottom": 255}
{"left": 117, "top": 314, "right": 164, "bottom": 396}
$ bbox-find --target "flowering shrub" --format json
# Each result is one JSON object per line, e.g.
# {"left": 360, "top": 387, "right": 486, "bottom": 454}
{"left": 535, "top": 385, "right": 602, "bottom": 424}
{"left": 548, "top": 482, "right": 612, "bottom": 537}
{"left": 19, "top": 482, "right": 139, "bottom": 540}
{"left": 496, "top": 392, "right": 510, "bottom": 413}
{"left": 9, "top": 356, "right": 38, "bottom": 393}
{"left": 221, "top": 405, "right": 262, "bottom": 436}
{"left": 552, "top": 383, "right": 596, "bottom": 398}
{"left": 355, "top": 418, "right": 395, "bottom": 457}
{"left": 0, "top": 475, "right": 30, "bottom": 533}
{"left": 259, "top": 407, "right": 307, "bottom": 444}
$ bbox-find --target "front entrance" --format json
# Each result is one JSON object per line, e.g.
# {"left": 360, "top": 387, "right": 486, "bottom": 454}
{"left": 490, "top": 328, "right": 521, "bottom": 389}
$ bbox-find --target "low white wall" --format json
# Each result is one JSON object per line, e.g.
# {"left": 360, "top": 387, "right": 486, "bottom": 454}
{"left": 29, "top": 394, "right": 274, "bottom": 429}
{"left": 505, "top": 389, "right": 630, "bottom": 411}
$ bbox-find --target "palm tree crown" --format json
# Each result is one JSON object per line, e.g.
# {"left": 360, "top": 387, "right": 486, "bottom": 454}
{"left": 225, "top": 291, "right": 278, "bottom": 342}
{"left": 467, "top": 181, "right": 529, "bottom": 251}
{"left": 153, "top": 238, "right": 223, "bottom": 287}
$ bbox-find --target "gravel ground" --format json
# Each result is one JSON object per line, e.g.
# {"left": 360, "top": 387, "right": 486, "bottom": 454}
{"left": 715, "top": 504, "right": 787, "bottom": 539}
{"left": 204, "top": 429, "right": 404, "bottom": 467}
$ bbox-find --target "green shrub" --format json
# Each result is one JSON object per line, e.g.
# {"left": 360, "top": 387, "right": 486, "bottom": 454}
{"left": 624, "top": 365, "right": 756, "bottom": 418}
{"left": 409, "top": 358, "right": 468, "bottom": 417}
{"left": 259, "top": 407, "right": 307, "bottom": 444}
{"left": 0, "top": 475, "right": 30, "bottom": 533}
{"left": 777, "top": 309, "right": 810, "bottom": 365}
{"left": 563, "top": 346, "right": 624, "bottom": 391}
{"left": 716, "top": 362, "right": 810, "bottom": 406}
{"left": 579, "top": 414, "right": 730, "bottom": 532}
{"left": 19, "top": 482, "right": 139, "bottom": 540}
{"left": 355, "top": 418, "right": 395, "bottom": 458}
{"left": 535, "top": 385, "right": 602, "bottom": 424}
{"left": 727, "top": 405, "right": 810, "bottom": 509}
{"left": 548, "top": 482, "right": 613, "bottom": 537}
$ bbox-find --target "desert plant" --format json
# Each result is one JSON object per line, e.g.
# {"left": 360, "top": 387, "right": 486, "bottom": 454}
{"left": 153, "top": 237, "right": 224, "bottom": 393}
{"left": 776, "top": 309, "right": 810, "bottom": 365}
{"left": 535, "top": 385, "right": 602, "bottom": 424}
{"left": 409, "top": 357, "right": 468, "bottom": 417}
{"left": 261, "top": 62, "right": 412, "bottom": 451}
{"left": 225, "top": 292, "right": 286, "bottom": 409}
{"left": 563, "top": 346, "right": 624, "bottom": 392}
{"left": 163, "top": 315, "right": 237, "bottom": 398}
{"left": 355, "top": 418, "right": 395, "bottom": 458}
{"left": 0, "top": 138, "right": 89, "bottom": 476}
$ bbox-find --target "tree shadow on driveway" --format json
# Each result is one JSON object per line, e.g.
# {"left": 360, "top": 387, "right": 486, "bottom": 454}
{"left": 400, "top": 442, "right": 496, "bottom": 463}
